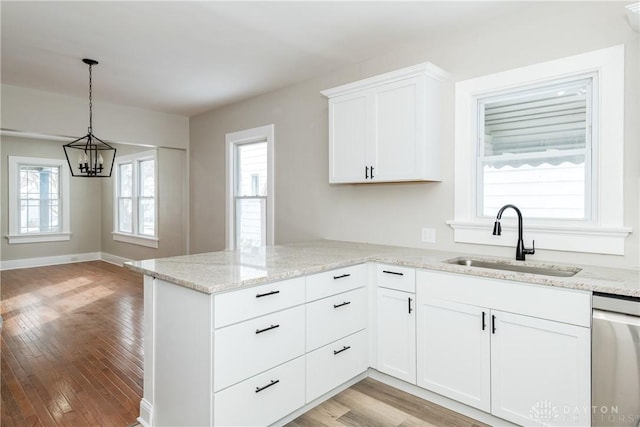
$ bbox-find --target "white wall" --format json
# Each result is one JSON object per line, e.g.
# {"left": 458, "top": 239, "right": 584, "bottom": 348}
{"left": 190, "top": 2, "right": 639, "bottom": 269}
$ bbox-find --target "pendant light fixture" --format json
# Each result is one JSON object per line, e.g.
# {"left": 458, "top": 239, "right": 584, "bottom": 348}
{"left": 63, "top": 58, "right": 116, "bottom": 177}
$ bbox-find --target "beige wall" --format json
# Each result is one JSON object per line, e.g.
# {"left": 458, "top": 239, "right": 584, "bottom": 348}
{"left": 0, "top": 136, "right": 102, "bottom": 260}
{"left": 190, "top": 2, "right": 640, "bottom": 269}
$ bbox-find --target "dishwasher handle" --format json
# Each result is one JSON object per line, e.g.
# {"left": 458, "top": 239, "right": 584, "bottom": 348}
{"left": 593, "top": 309, "right": 640, "bottom": 327}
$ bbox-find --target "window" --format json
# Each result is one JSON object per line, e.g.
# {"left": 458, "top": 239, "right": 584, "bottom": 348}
{"left": 450, "top": 45, "right": 630, "bottom": 255}
{"left": 477, "top": 76, "right": 593, "bottom": 220}
{"left": 226, "top": 125, "right": 274, "bottom": 250}
{"left": 7, "top": 156, "right": 70, "bottom": 244}
{"left": 113, "top": 150, "right": 158, "bottom": 248}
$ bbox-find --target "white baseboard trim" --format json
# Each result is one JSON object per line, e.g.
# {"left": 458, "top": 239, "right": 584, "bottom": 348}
{"left": 137, "top": 398, "right": 153, "bottom": 427}
{"left": 101, "top": 252, "right": 132, "bottom": 267}
{"left": 0, "top": 252, "right": 101, "bottom": 271}
{"left": 0, "top": 252, "right": 133, "bottom": 271}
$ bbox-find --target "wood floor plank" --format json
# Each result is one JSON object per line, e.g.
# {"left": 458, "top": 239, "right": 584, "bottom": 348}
{"left": 1, "top": 261, "right": 143, "bottom": 426}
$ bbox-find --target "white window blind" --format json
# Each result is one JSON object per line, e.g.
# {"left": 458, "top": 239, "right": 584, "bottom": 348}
{"left": 477, "top": 76, "right": 593, "bottom": 220}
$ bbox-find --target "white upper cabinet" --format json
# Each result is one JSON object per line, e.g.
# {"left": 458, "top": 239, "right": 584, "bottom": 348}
{"left": 322, "top": 62, "right": 449, "bottom": 183}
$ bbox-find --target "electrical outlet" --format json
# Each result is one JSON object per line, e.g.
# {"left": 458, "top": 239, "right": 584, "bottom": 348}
{"left": 421, "top": 227, "right": 436, "bottom": 243}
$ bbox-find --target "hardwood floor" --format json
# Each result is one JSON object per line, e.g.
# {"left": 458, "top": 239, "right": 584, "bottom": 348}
{"left": 287, "top": 378, "right": 490, "bottom": 427}
{"left": 1, "top": 261, "right": 144, "bottom": 427}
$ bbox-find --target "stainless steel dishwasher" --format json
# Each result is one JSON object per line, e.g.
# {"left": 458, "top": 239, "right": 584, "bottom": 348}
{"left": 592, "top": 292, "right": 640, "bottom": 427}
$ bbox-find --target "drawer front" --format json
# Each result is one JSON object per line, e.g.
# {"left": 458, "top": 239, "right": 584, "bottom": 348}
{"left": 214, "top": 356, "right": 305, "bottom": 427}
{"left": 376, "top": 263, "right": 416, "bottom": 293}
{"left": 214, "top": 277, "right": 305, "bottom": 328}
{"left": 214, "top": 305, "right": 305, "bottom": 391}
{"left": 306, "top": 329, "right": 368, "bottom": 403}
{"left": 417, "top": 270, "right": 591, "bottom": 327}
{"left": 306, "top": 287, "right": 367, "bottom": 351}
{"left": 306, "top": 264, "right": 368, "bottom": 302}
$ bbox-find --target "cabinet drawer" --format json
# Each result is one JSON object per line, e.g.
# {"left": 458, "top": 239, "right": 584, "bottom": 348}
{"left": 306, "top": 264, "right": 368, "bottom": 302}
{"left": 306, "top": 329, "right": 368, "bottom": 403}
{"left": 214, "top": 356, "right": 305, "bottom": 427}
{"left": 214, "top": 305, "right": 305, "bottom": 391}
{"left": 306, "top": 287, "right": 367, "bottom": 351}
{"left": 214, "top": 277, "right": 305, "bottom": 328}
{"left": 376, "top": 264, "right": 415, "bottom": 293}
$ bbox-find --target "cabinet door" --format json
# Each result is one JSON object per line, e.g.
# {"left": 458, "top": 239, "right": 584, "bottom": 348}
{"left": 328, "top": 92, "right": 370, "bottom": 183}
{"left": 491, "top": 310, "right": 590, "bottom": 427}
{"left": 376, "top": 288, "right": 416, "bottom": 384}
{"left": 416, "top": 298, "right": 490, "bottom": 412}
{"left": 371, "top": 77, "right": 425, "bottom": 181}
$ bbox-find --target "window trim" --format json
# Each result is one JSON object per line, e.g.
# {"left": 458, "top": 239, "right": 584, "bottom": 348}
{"left": 7, "top": 156, "right": 71, "bottom": 244}
{"left": 112, "top": 150, "right": 159, "bottom": 248}
{"left": 449, "top": 45, "right": 630, "bottom": 255}
{"left": 225, "top": 124, "right": 275, "bottom": 250}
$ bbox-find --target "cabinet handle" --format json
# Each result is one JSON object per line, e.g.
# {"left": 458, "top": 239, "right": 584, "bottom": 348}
{"left": 256, "top": 290, "right": 280, "bottom": 298}
{"left": 482, "top": 311, "right": 486, "bottom": 330}
{"left": 255, "top": 379, "right": 279, "bottom": 393}
{"left": 408, "top": 297, "right": 413, "bottom": 314}
{"left": 365, "top": 166, "right": 369, "bottom": 179}
{"left": 333, "top": 273, "right": 351, "bottom": 280}
{"left": 333, "top": 345, "right": 351, "bottom": 355}
{"left": 255, "top": 324, "right": 280, "bottom": 334}
{"left": 370, "top": 166, "right": 374, "bottom": 179}
{"left": 382, "top": 270, "right": 404, "bottom": 276}
{"left": 491, "top": 315, "right": 496, "bottom": 334}
{"left": 333, "top": 301, "right": 351, "bottom": 309}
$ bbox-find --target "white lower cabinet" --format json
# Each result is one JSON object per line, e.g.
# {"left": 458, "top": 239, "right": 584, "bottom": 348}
{"left": 416, "top": 271, "right": 591, "bottom": 427}
{"left": 213, "top": 356, "right": 306, "bottom": 427}
{"left": 416, "top": 298, "right": 490, "bottom": 411}
{"left": 491, "top": 310, "right": 590, "bottom": 427}
{"left": 376, "top": 287, "right": 416, "bottom": 384}
{"left": 306, "top": 329, "right": 369, "bottom": 403}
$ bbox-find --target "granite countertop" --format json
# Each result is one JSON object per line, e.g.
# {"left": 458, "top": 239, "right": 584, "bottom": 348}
{"left": 124, "top": 240, "right": 640, "bottom": 297}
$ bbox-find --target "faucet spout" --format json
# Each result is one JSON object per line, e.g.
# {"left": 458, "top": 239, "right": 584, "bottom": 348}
{"left": 492, "top": 204, "right": 535, "bottom": 261}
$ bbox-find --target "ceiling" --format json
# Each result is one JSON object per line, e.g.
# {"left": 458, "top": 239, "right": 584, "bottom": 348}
{"left": 1, "top": 1, "right": 526, "bottom": 117}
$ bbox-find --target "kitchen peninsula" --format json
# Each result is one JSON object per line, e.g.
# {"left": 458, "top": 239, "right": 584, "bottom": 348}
{"left": 126, "top": 240, "right": 639, "bottom": 427}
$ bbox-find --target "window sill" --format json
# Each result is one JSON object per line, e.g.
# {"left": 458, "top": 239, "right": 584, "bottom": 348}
{"left": 446, "top": 220, "right": 631, "bottom": 256}
{"left": 6, "top": 232, "right": 71, "bottom": 244}
{"left": 112, "top": 232, "right": 159, "bottom": 249}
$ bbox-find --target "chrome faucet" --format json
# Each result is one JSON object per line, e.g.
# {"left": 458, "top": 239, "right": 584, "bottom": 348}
{"left": 492, "top": 204, "right": 535, "bottom": 261}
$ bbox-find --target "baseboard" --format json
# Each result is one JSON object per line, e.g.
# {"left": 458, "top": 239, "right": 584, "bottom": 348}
{"left": 137, "top": 398, "right": 153, "bottom": 427}
{"left": 0, "top": 252, "right": 102, "bottom": 271}
{"left": 101, "top": 252, "right": 132, "bottom": 267}
{"left": 0, "top": 252, "right": 133, "bottom": 270}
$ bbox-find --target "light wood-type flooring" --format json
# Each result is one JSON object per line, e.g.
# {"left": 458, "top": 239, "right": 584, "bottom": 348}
{"left": 287, "top": 377, "right": 489, "bottom": 427}
{"left": 1, "top": 261, "right": 488, "bottom": 427}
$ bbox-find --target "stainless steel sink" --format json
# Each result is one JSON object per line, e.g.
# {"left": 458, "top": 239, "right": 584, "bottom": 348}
{"left": 444, "top": 257, "right": 581, "bottom": 277}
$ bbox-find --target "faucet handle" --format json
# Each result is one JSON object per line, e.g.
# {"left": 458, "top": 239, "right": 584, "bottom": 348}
{"left": 525, "top": 240, "right": 536, "bottom": 255}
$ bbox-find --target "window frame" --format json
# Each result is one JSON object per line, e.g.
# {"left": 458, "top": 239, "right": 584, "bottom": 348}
{"left": 7, "top": 156, "right": 71, "bottom": 244}
{"left": 449, "top": 45, "right": 630, "bottom": 255}
{"left": 225, "top": 124, "right": 275, "bottom": 250}
{"left": 112, "top": 150, "right": 158, "bottom": 248}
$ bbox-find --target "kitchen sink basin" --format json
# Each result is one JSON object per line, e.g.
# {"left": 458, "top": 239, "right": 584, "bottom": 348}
{"left": 444, "top": 257, "right": 581, "bottom": 278}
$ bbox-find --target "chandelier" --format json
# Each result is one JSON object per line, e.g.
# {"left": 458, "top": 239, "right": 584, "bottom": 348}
{"left": 63, "top": 58, "right": 116, "bottom": 177}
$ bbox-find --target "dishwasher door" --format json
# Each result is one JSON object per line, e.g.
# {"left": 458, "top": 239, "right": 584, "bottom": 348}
{"left": 592, "top": 308, "right": 640, "bottom": 427}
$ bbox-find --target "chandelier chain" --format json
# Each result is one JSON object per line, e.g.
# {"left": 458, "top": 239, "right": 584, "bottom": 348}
{"left": 88, "top": 63, "right": 93, "bottom": 133}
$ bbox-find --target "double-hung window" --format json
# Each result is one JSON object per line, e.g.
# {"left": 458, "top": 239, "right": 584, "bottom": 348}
{"left": 7, "top": 156, "right": 71, "bottom": 244}
{"left": 113, "top": 150, "right": 158, "bottom": 248}
{"left": 226, "top": 124, "right": 274, "bottom": 250}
